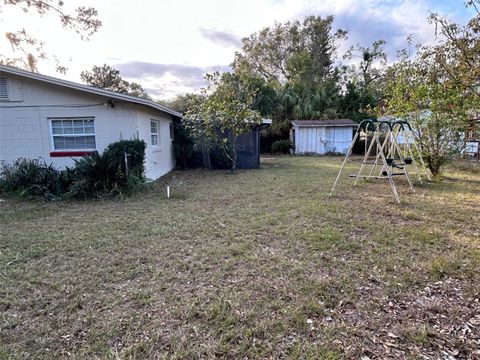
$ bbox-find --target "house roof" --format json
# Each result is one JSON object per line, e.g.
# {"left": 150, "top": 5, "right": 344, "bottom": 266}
{"left": 0, "top": 65, "right": 182, "bottom": 119}
{"left": 291, "top": 119, "right": 358, "bottom": 127}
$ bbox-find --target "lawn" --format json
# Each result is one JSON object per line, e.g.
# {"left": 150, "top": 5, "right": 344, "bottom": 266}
{"left": 1, "top": 156, "right": 479, "bottom": 359}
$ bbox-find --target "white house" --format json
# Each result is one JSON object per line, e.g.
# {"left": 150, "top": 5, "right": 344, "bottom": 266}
{"left": 0, "top": 65, "right": 182, "bottom": 179}
{"left": 291, "top": 119, "right": 358, "bottom": 155}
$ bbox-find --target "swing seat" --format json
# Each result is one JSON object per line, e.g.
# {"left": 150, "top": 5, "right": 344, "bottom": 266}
{"left": 386, "top": 159, "right": 404, "bottom": 169}
{"left": 382, "top": 171, "right": 405, "bottom": 176}
{"left": 404, "top": 157, "right": 413, "bottom": 165}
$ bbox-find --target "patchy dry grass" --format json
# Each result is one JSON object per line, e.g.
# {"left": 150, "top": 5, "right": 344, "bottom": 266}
{"left": 1, "top": 156, "right": 479, "bottom": 359}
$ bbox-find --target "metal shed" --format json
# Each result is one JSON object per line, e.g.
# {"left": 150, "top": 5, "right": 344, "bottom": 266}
{"left": 291, "top": 119, "right": 358, "bottom": 155}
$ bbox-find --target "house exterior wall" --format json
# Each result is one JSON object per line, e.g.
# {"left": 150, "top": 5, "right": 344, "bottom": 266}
{"left": 466, "top": 141, "right": 479, "bottom": 156}
{"left": 136, "top": 108, "right": 175, "bottom": 179}
{"left": 293, "top": 126, "right": 354, "bottom": 155}
{"left": 0, "top": 72, "right": 175, "bottom": 179}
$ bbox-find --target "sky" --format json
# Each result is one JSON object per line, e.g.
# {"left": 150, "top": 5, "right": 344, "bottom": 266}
{"left": 0, "top": 0, "right": 474, "bottom": 100}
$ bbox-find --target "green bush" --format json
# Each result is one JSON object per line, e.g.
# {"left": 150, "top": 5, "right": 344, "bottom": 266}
{"left": 0, "top": 159, "right": 72, "bottom": 199}
{"left": 67, "top": 140, "right": 146, "bottom": 198}
{"left": 104, "top": 139, "right": 146, "bottom": 179}
{"left": 66, "top": 152, "right": 122, "bottom": 198}
{"left": 271, "top": 139, "right": 295, "bottom": 154}
{"left": 209, "top": 141, "right": 233, "bottom": 169}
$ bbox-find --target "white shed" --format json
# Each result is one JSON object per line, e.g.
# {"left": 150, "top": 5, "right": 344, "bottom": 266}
{"left": 291, "top": 119, "right": 358, "bottom": 155}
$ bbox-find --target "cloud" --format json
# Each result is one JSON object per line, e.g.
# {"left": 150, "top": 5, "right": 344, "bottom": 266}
{"left": 333, "top": 13, "right": 407, "bottom": 61}
{"left": 116, "top": 61, "right": 232, "bottom": 99}
{"left": 199, "top": 28, "right": 242, "bottom": 48}
{"left": 287, "top": 0, "right": 441, "bottom": 62}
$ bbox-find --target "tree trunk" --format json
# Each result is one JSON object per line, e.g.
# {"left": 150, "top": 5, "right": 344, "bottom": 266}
{"left": 231, "top": 137, "right": 238, "bottom": 174}
{"left": 231, "top": 147, "right": 237, "bottom": 174}
{"left": 201, "top": 144, "right": 211, "bottom": 170}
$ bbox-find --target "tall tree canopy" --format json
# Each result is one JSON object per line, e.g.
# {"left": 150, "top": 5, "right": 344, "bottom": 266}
{"left": 381, "top": 1, "right": 479, "bottom": 174}
{"left": 81, "top": 64, "right": 151, "bottom": 100}
{"left": 339, "top": 40, "right": 388, "bottom": 120}
{"left": 383, "top": 45, "right": 471, "bottom": 175}
{"left": 233, "top": 15, "right": 346, "bottom": 87}
{"left": 1, "top": 0, "right": 102, "bottom": 72}
{"left": 428, "top": 0, "right": 480, "bottom": 101}
{"left": 343, "top": 40, "right": 387, "bottom": 89}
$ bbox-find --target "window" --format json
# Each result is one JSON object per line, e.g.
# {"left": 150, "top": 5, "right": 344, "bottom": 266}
{"left": 151, "top": 120, "right": 159, "bottom": 146}
{"left": 0, "top": 78, "right": 8, "bottom": 100}
{"left": 50, "top": 118, "right": 96, "bottom": 150}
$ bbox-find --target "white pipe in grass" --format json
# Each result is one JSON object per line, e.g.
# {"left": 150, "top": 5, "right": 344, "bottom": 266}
{"left": 166, "top": 186, "right": 170, "bottom": 199}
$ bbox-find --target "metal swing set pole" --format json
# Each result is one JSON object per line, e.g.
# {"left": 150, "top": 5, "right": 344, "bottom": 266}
{"left": 329, "top": 130, "right": 360, "bottom": 197}
{"left": 329, "top": 120, "right": 401, "bottom": 203}
{"left": 367, "top": 125, "right": 393, "bottom": 177}
{"left": 355, "top": 121, "right": 401, "bottom": 203}
{"left": 375, "top": 133, "right": 401, "bottom": 203}
{"left": 388, "top": 124, "right": 415, "bottom": 192}
{"left": 354, "top": 127, "right": 380, "bottom": 186}
{"left": 405, "top": 128, "right": 431, "bottom": 181}
{"left": 397, "top": 123, "right": 423, "bottom": 183}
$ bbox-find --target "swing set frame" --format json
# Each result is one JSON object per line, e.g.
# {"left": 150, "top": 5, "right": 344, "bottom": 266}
{"left": 329, "top": 119, "right": 431, "bottom": 203}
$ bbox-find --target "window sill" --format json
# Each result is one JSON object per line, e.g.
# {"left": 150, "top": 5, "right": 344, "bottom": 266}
{"left": 50, "top": 151, "right": 96, "bottom": 157}
{"left": 151, "top": 147, "right": 162, "bottom": 153}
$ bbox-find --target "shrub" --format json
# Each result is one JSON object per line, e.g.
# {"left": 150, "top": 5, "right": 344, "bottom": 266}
{"left": 172, "top": 120, "right": 195, "bottom": 169}
{"left": 104, "top": 139, "right": 146, "bottom": 179}
{"left": 0, "top": 139, "right": 147, "bottom": 200}
{"left": 209, "top": 142, "right": 233, "bottom": 169}
{"left": 67, "top": 140, "right": 146, "bottom": 198}
{"left": 0, "top": 159, "right": 72, "bottom": 199}
{"left": 66, "top": 152, "right": 122, "bottom": 198}
{"left": 271, "top": 139, "right": 295, "bottom": 154}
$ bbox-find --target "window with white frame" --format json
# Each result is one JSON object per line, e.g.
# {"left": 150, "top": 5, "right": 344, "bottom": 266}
{"left": 151, "top": 120, "right": 159, "bottom": 146}
{"left": 50, "top": 118, "right": 96, "bottom": 150}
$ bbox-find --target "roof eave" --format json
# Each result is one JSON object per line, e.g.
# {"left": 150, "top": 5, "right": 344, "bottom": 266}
{"left": 0, "top": 65, "right": 182, "bottom": 119}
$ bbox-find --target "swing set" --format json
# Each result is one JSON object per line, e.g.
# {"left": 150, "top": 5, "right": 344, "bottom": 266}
{"left": 329, "top": 119, "right": 431, "bottom": 203}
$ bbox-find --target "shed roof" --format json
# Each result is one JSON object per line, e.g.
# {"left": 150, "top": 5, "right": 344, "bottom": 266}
{"left": 0, "top": 65, "right": 182, "bottom": 119}
{"left": 291, "top": 119, "right": 358, "bottom": 127}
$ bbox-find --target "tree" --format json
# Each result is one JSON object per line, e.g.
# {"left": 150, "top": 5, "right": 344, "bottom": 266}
{"left": 338, "top": 80, "right": 376, "bottom": 121}
{"left": 80, "top": 64, "right": 151, "bottom": 100}
{"left": 343, "top": 40, "right": 387, "bottom": 89}
{"left": 428, "top": 1, "right": 480, "bottom": 101}
{"left": 383, "top": 47, "right": 470, "bottom": 175}
{"left": 1, "top": 0, "right": 102, "bottom": 72}
{"left": 339, "top": 40, "right": 388, "bottom": 120}
{"left": 184, "top": 72, "right": 262, "bottom": 173}
{"left": 159, "top": 93, "right": 195, "bottom": 113}
{"left": 233, "top": 16, "right": 346, "bottom": 86}
{"left": 278, "top": 75, "right": 342, "bottom": 120}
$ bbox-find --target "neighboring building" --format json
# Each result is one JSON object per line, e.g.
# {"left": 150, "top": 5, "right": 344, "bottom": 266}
{"left": 466, "top": 116, "right": 479, "bottom": 159}
{"left": 0, "top": 65, "right": 182, "bottom": 179}
{"left": 291, "top": 119, "right": 358, "bottom": 155}
{"left": 232, "top": 119, "right": 271, "bottom": 169}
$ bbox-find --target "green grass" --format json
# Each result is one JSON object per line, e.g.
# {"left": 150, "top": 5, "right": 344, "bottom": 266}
{"left": 1, "top": 156, "right": 479, "bottom": 359}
